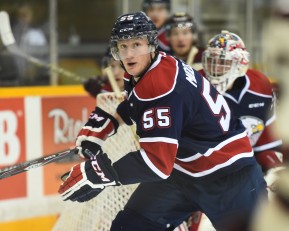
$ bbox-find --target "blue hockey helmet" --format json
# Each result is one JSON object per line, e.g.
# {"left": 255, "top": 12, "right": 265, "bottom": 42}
{"left": 142, "top": 0, "right": 171, "bottom": 11}
{"left": 110, "top": 11, "right": 158, "bottom": 60}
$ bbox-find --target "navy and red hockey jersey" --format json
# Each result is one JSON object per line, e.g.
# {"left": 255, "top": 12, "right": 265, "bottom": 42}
{"left": 113, "top": 52, "right": 256, "bottom": 184}
{"left": 199, "top": 69, "right": 283, "bottom": 171}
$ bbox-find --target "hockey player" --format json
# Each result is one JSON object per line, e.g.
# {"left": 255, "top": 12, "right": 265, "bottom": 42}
{"left": 201, "top": 30, "right": 284, "bottom": 172}
{"left": 142, "top": 0, "right": 171, "bottom": 53}
{"left": 58, "top": 12, "right": 267, "bottom": 231}
{"left": 165, "top": 12, "right": 204, "bottom": 70}
{"left": 83, "top": 49, "right": 125, "bottom": 98}
{"left": 191, "top": 30, "right": 285, "bottom": 231}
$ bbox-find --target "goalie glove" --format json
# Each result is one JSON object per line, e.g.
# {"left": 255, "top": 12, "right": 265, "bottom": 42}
{"left": 58, "top": 149, "right": 120, "bottom": 202}
{"left": 76, "top": 107, "right": 119, "bottom": 159}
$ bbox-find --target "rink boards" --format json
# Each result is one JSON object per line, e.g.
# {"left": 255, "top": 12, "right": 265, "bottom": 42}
{"left": 0, "top": 85, "right": 96, "bottom": 231}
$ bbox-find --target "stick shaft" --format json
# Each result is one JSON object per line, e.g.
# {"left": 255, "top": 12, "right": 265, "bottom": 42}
{"left": 0, "top": 148, "right": 78, "bottom": 180}
{"left": 103, "top": 67, "right": 140, "bottom": 149}
{"left": 104, "top": 67, "right": 123, "bottom": 99}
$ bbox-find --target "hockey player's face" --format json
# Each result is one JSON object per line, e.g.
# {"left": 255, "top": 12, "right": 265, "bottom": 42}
{"left": 117, "top": 38, "right": 152, "bottom": 77}
{"left": 169, "top": 27, "right": 194, "bottom": 57}
{"left": 206, "top": 57, "right": 232, "bottom": 76}
{"left": 146, "top": 5, "right": 169, "bottom": 29}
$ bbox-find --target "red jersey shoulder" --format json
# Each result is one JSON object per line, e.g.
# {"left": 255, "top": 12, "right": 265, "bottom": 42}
{"left": 123, "top": 72, "right": 131, "bottom": 82}
{"left": 134, "top": 54, "right": 178, "bottom": 100}
{"left": 158, "top": 27, "right": 170, "bottom": 47}
{"left": 247, "top": 69, "right": 273, "bottom": 96}
{"left": 198, "top": 69, "right": 205, "bottom": 77}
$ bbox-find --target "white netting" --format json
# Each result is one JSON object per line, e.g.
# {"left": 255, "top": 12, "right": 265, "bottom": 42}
{"left": 53, "top": 92, "right": 139, "bottom": 231}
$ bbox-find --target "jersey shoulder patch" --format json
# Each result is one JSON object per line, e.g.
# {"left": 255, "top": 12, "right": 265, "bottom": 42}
{"left": 134, "top": 54, "right": 178, "bottom": 100}
{"left": 247, "top": 69, "right": 273, "bottom": 96}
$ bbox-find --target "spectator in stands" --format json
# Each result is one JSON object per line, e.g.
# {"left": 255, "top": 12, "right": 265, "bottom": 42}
{"left": 12, "top": 4, "right": 48, "bottom": 85}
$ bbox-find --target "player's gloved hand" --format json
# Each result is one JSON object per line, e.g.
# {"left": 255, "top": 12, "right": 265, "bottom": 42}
{"left": 76, "top": 107, "right": 119, "bottom": 159}
{"left": 265, "top": 166, "right": 286, "bottom": 194}
{"left": 58, "top": 149, "right": 120, "bottom": 202}
{"left": 83, "top": 76, "right": 104, "bottom": 98}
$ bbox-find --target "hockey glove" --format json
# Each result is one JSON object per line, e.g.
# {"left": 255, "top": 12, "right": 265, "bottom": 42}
{"left": 58, "top": 150, "right": 120, "bottom": 202}
{"left": 76, "top": 107, "right": 119, "bottom": 159}
{"left": 83, "top": 76, "right": 104, "bottom": 98}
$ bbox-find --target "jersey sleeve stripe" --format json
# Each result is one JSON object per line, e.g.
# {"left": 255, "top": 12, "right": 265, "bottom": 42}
{"left": 247, "top": 90, "right": 272, "bottom": 98}
{"left": 139, "top": 148, "right": 170, "bottom": 179}
{"left": 174, "top": 150, "right": 254, "bottom": 177}
{"left": 79, "top": 121, "right": 115, "bottom": 138}
{"left": 254, "top": 140, "right": 283, "bottom": 152}
{"left": 265, "top": 114, "right": 276, "bottom": 126}
{"left": 177, "top": 131, "right": 248, "bottom": 162}
{"left": 139, "top": 140, "right": 178, "bottom": 178}
{"left": 254, "top": 120, "right": 281, "bottom": 150}
{"left": 174, "top": 134, "right": 253, "bottom": 177}
{"left": 139, "top": 137, "right": 179, "bottom": 145}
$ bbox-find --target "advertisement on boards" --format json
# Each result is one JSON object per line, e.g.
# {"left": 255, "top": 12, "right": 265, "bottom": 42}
{"left": 41, "top": 95, "right": 95, "bottom": 195}
{"left": 0, "top": 98, "right": 27, "bottom": 200}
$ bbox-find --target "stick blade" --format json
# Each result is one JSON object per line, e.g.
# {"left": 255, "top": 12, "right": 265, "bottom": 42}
{"left": 0, "top": 11, "right": 16, "bottom": 46}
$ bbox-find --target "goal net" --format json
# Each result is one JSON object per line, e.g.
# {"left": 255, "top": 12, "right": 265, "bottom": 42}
{"left": 52, "top": 92, "right": 139, "bottom": 231}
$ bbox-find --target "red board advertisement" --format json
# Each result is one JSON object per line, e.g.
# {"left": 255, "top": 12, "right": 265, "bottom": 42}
{"left": 42, "top": 95, "right": 95, "bottom": 195}
{"left": 0, "top": 98, "right": 27, "bottom": 200}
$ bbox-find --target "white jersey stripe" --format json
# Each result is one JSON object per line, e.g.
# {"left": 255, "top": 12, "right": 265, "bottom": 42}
{"left": 177, "top": 131, "right": 248, "bottom": 162}
{"left": 247, "top": 89, "right": 272, "bottom": 98}
{"left": 174, "top": 150, "right": 254, "bottom": 177}
{"left": 140, "top": 148, "right": 169, "bottom": 179}
{"left": 254, "top": 140, "right": 283, "bottom": 152}
{"left": 140, "top": 137, "right": 179, "bottom": 145}
{"left": 265, "top": 114, "right": 276, "bottom": 126}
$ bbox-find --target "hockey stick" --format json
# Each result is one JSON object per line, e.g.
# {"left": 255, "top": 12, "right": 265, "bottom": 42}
{"left": 0, "top": 148, "right": 79, "bottom": 180}
{"left": 186, "top": 46, "right": 199, "bottom": 67}
{"left": 0, "top": 11, "right": 84, "bottom": 82}
{"left": 103, "top": 67, "right": 123, "bottom": 100}
{"left": 103, "top": 66, "right": 140, "bottom": 148}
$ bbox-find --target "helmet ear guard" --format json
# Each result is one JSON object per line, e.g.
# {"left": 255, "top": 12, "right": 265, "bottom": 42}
{"left": 202, "top": 30, "right": 250, "bottom": 94}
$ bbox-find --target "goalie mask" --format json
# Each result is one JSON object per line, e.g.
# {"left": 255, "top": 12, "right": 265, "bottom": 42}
{"left": 202, "top": 30, "right": 250, "bottom": 94}
{"left": 110, "top": 11, "right": 158, "bottom": 61}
